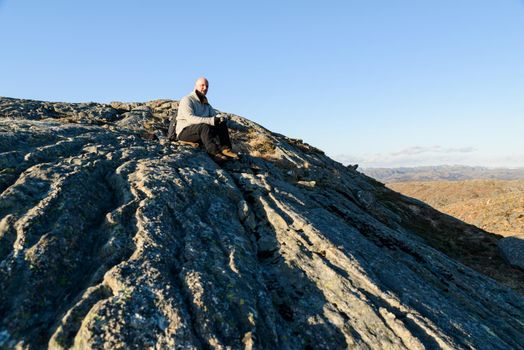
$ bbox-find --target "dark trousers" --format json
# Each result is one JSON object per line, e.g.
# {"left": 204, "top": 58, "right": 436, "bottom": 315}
{"left": 177, "top": 122, "right": 232, "bottom": 155}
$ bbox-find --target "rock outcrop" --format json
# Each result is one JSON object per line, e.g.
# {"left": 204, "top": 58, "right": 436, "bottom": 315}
{"left": 498, "top": 236, "right": 524, "bottom": 269}
{"left": 1, "top": 97, "right": 523, "bottom": 349}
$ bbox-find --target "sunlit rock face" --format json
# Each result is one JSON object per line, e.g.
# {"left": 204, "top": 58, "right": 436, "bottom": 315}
{"left": 1, "top": 96, "right": 523, "bottom": 349}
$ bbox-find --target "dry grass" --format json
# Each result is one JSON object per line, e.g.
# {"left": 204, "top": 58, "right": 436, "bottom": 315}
{"left": 245, "top": 129, "right": 277, "bottom": 159}
{"left": 388, "top": 179, "right": 524, "bottom": 236}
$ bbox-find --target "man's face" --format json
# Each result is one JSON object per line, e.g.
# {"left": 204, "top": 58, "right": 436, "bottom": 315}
{"left": 195, "top": 79, "right": 209, "bottom": 95}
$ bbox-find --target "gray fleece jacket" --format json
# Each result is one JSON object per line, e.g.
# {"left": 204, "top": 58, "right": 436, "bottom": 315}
{"left": 175, "top": 91, "right": 217, "bottom": 136}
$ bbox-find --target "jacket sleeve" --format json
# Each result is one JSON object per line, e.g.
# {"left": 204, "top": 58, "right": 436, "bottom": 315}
{"left": 177, "top": 96, "right": 215, "bottom": 126}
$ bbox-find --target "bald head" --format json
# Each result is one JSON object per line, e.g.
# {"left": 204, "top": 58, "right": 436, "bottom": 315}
{"left": 194, "top": 77, "right": 209, "bottom": 96}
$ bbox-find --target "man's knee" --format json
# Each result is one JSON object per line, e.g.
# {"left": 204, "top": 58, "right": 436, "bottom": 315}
{"left": 198, "top": 124, "right": 212, "bottom": 131}
{"left": 197, "top": 124, "right": 215, "bottom": 138}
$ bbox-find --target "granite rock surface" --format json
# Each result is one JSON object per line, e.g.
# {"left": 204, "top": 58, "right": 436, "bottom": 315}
{"left": 498, "top": 235, "right": 524, "bottom": 269}
{"left": 1, "top": 97, "right": 524, "bottom": 349}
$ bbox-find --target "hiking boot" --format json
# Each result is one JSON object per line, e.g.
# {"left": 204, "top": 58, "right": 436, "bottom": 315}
{"left": 221, "top": 148, "right": 239, "bottom": 159}
{"left": 213, "top": 153, "right": 229, "bottom": 162}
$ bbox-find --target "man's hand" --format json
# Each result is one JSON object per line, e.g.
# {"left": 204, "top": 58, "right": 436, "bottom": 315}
{"left": 214, "top": 114, "right": 228, "bottom": 125}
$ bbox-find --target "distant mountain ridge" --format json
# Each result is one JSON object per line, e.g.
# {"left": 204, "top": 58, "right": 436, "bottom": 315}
{"left": 363, "top": 165, "right": 524, "bottom": 183}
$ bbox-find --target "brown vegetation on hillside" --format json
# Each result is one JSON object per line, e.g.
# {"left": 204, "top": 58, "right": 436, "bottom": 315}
{"left": 388, "top": 179, "right": 524, "bottom": 237}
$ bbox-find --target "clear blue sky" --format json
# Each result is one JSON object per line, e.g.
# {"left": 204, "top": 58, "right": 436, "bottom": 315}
{"left": 1, "top": 0, "right": 523, "bottom": 168}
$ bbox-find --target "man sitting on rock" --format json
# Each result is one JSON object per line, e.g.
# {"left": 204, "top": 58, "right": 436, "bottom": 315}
{"left": 168, "top": 77, "right": 238, "bottom": 162}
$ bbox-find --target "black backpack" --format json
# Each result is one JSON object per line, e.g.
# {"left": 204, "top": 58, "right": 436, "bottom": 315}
{"left": 167, "top": 110, "right": 178, "bottom": 141}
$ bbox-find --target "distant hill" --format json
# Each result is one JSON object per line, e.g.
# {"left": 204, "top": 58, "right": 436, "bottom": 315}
{"left": 363, "top": 165, "right": 524, "bottom": 183}
{"left": 388, "top": 179, "right": 524, "bottom": 237}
